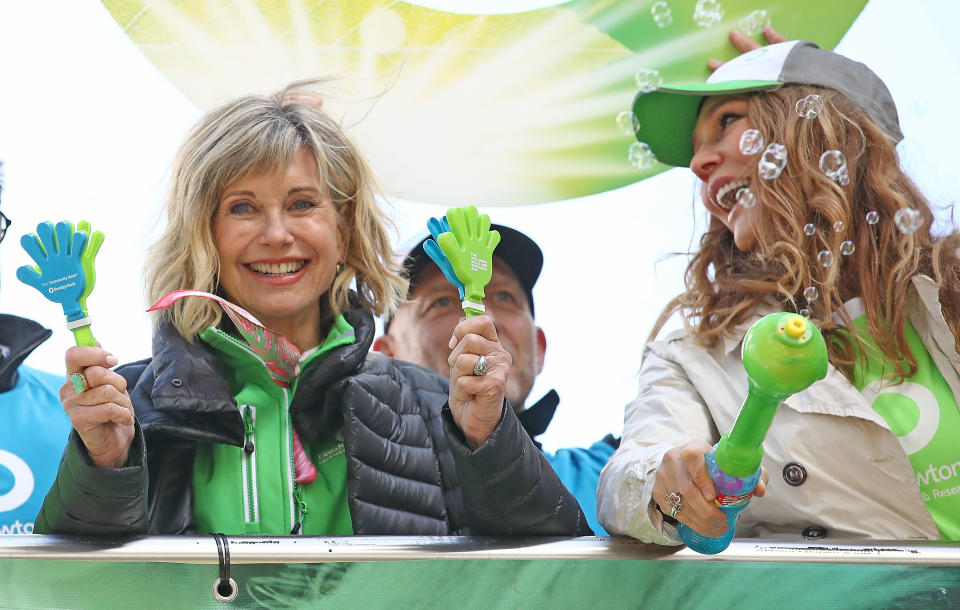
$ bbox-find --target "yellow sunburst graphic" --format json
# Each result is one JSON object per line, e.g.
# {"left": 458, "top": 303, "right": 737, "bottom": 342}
{"left": 103, "top": 0, "right": 637, "bottom": 205}
{"left": 102, "top": 0, "right": 864, "bottom": 205}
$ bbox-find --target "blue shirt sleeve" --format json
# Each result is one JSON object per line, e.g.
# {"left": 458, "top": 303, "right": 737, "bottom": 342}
{"left": 545, "top": 439, "right": 617, "bottom": 536}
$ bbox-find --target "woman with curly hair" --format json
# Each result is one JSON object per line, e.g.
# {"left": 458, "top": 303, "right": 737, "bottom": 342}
{"left": 599, "top": 41, "right": 960, "bottom": 544}
{"left": 36, "top": 80, "right": 589, "bottom": 537}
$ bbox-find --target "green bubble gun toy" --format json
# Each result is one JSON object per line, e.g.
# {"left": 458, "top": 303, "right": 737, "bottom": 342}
{"left": 678, "top": 313, "right": 828, "bottom": 554}
{"left": 426, "top": 205, "right": 500, "bottom": 318}
{"left": 16, "top": 220, "right": 104, "bottom": 347}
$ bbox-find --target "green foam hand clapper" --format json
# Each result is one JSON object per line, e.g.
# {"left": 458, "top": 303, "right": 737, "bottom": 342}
{"left": 715, "top": 313, "right": 829, "bottom": 476}
{"left": 76, "top": 220, "right": 104, "bottom": 318}
{"left": 436, "top": 205, "right": 500, "bottom": 318}
{"left": 17, "top": 220, "right": 103, "bottom": 347}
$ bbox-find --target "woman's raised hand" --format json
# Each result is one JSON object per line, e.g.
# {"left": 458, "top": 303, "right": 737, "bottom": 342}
{"left": 652, "top": 441, "right": 769, "bottom": 538}
{"left": 708, "top": 27, "right": 788, "bottom": 72}
{"left": 61, "top": 346, "right": 135, "bottom": 468}
{"left": 447, "top": 315, "right": 512, "bottom": 449}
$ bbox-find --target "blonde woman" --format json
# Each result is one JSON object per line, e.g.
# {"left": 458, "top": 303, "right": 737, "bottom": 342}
{"left": 599, "top": 42, "right": 960, "bottom": 543}
{"left": 37, "top": 81, "right": 589, "bottom": 536}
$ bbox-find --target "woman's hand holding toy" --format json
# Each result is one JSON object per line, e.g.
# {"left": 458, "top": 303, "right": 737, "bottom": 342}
{"left": 61, "top": 345, "right": 135, "bottom": 468}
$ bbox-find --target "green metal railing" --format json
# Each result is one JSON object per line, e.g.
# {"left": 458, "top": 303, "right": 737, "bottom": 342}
{"left": 2, "top": 536, "right": 958, "bottom": 608}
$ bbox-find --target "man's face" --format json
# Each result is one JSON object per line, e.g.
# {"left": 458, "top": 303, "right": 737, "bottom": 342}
{"left": 377, "top": 257, "right": 545, "bottom": 410}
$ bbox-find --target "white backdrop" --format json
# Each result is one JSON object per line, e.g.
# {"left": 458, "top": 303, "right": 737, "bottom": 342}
{"left": 1, "top": 0, "right": 958, "bottom": 451}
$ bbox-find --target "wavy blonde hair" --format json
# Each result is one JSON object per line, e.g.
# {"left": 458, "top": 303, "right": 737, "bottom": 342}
{"left": 652, "top": 85, "right": 960, "bottom": 380}
{"left": 145, "top": 80, "right": 407, "bottom": 340}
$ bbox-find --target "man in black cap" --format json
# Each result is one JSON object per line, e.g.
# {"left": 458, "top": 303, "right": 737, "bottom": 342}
{"left": 375, "top": 224, "right": 617, "bottom": 535}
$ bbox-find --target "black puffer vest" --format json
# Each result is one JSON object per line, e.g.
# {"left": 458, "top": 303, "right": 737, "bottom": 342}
{"left": 121, "top": 305, "right": 463, "bottom": 534}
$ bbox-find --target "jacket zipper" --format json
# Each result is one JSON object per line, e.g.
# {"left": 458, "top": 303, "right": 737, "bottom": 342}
{"left": 206, "top": 328, "right": 302, "bottom": 534}
{"left": 241, "top": 405, "right": 259, "bottom": 523}
{"left": 282, "top": 386, "right": 305, "bottom": 535}
{"left": 292, "top": 484, "right": 308, "bottom": 535}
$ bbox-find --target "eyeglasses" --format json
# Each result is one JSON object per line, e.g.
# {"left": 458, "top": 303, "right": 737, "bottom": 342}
{"left": 0, "top": 211, "right": 10, "bottom": 244}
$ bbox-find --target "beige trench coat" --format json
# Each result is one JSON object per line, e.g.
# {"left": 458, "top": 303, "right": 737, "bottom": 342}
{"left": 598, "top": 276, "right": 960, "bottom": 544}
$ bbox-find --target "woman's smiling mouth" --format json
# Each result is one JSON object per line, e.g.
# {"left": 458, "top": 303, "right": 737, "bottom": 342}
{"left": 245, "top": 260, "right": 308, "bottom": 277}
{"left": 714, "top": 178, "right": 751, "bottom": 211}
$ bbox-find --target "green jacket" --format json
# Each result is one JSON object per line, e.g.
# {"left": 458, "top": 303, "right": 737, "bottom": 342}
{"left": 191, "top": 315, "right": 355, "bottom": 535}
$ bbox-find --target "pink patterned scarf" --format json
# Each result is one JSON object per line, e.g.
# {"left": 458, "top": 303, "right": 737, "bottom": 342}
{"left": 150, "top": 289, "right": 318, "bottom": 483}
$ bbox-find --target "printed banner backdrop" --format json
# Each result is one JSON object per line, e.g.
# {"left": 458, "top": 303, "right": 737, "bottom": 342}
{"left": 1, "top": 558, "right": 958, "bottom": 608}
{"left": 100, "top": 0, "right": 866, "bottom": 205}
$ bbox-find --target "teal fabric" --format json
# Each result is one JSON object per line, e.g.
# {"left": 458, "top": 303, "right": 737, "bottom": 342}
{"left": 545, "top": 440, "right": 616, "bottom": 535}
{"left": 0, "top": 365, "right": 72, "bottom": 534}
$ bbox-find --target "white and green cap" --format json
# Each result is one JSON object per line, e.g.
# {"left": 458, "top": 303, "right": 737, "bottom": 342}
{"left": 633, "top": 40, "right": 903, "bottom": 167}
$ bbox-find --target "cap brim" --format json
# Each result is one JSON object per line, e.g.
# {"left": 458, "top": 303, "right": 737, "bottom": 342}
{"left": 633, "top": 80, "right": 781, "bottom": 168}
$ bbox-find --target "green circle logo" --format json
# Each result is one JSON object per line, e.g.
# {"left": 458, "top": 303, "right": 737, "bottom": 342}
{"left": 861, "top": 381, "right": 940, "bottom": 454}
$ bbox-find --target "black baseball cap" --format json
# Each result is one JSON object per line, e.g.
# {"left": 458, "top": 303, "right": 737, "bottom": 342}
{"left": 394, "top": 223, "right": 543, "bottom": 323}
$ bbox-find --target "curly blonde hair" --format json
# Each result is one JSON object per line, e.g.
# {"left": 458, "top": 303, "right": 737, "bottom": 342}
{"left": 652, "top": 85, "right": 960, "bottom": 380}
{"left": 145, "top": 80, "right": 407, "bottom": 340}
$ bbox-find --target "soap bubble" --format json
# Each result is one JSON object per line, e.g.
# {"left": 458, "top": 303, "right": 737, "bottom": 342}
{"left": 817, "top": 250, "right": 834, "bottom": 267}
{"left": 763, "top": 142, "right": 787, "bottom": 164}
{"left": 840, "top": 240, "right": 856, "bottom": 256}
{"left": 628, "top": 142, "right": 658, "bottom": 169}
{"left": 616, "top": 111, "right": 638, "bottom": 135}
{"left": 819, "top": 150, "right": 847, "bottom": 180}
{"left": 894, "top": 207, "right": 924, "bottom": 234}
{"left": 805, "top": 95, "right": 824, "bottom": 116}
{"left": 866, "top": 210, "right": 879, "bottom": 225}
{"left": 837, "top": 171, "right": 850, "bottom": 186}
{"left": 693, "top": 0, "right": 723, "bottom": 27}
{"left": 635, "top": 68, "right": 663, "bottom": 93}
{"left": 735, "top": 187, "right": 756, "bottom": 208}
{"left": 651, "top": 1, "right": 673, "bottom": 27}
{"left": 833, "top": 220, "right": 845, "bottom": 233}
{"left": 758, "top": 161, "right": 780, "bottom": 180}
{"left": 803, "top": 286, "right": 819, "bottom": 302}
{"left": 758, "top": 143, "right": 787, "bottom": 179}
{"left": 799, "top": 308, "right": 811, "bottom": 318}
{"left": 738, "top": 9, "right": 770, "bottom": 36}
{"left": 796, "top": 94, "right": 824, "bottom": 119}
{"left": 739, "top": 129, "right": 764, "bottom": 155}
{"left": 803, "top": 223, "right": 817, "bottom": 236}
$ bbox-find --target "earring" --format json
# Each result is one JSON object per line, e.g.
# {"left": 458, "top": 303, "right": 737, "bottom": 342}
{"left": 337, "top": 261, "right": 344, "bottom": 273}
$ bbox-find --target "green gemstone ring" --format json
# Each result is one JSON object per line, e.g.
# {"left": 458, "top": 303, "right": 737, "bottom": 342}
{"left": 69, "top": 372, "right": 88, "bottom": 394}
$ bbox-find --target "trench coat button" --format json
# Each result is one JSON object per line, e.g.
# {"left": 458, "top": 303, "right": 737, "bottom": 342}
{"left": 171, "top": 378, "right": 183, "bottom": 387}
{"left": 783, "top": 462, "right": 807, "bottom": 486}
{"left": 802, "top": 526, "right": 826, "bottom": 540}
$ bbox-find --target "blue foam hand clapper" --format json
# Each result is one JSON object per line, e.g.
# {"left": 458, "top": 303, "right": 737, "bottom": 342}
{"left": 17, "top": 221, "right": 88, "bottom": 321}
{"left": 423, "top": 215, "right": 465, "bottom": 300}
